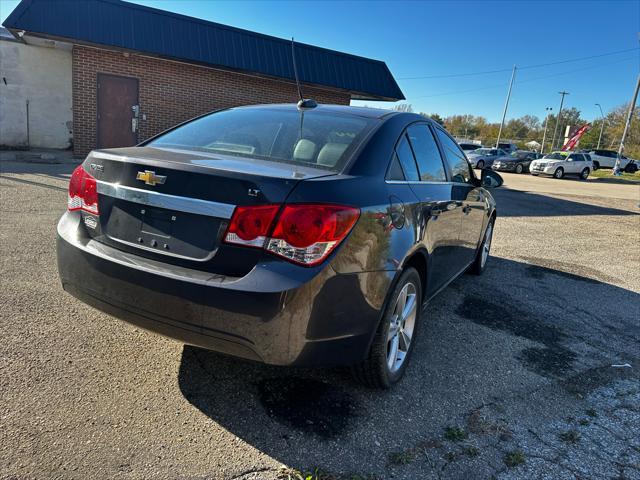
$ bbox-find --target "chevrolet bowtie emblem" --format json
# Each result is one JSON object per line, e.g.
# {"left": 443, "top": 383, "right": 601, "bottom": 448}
{"left": 136, "top": 170, "right": 166, "bottom": 186}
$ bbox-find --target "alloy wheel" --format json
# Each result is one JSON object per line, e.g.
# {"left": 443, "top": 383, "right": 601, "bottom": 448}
{"left": 386, "top": 282, "right": 417, "bottom": 373}
{"left": 515, "top": 164, "right": 523, "bottom": 174}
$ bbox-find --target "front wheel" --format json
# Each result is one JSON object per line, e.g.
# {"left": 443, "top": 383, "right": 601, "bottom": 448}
{"left": 580, "top": 167, "right": 590, "bottom": 180}
{"left": 515, "top": 164, "right": 524, "bottom": 174}
{"left": 468, "top": 218, "right": 494, "bottom": 275}
{"left": 553, "top": 167, "right": 564, "bottom": 179}
{"left": 476, "top": 160, "right": 485, "bottom": 169}
{"left": 352, "top": 267, "right": 422, "bottom": 389}
{"left": 592, "top": 161, "right": 600, "bottom": 171}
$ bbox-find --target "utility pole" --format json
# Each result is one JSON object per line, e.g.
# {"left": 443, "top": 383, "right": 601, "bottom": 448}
{"left": 595, "top": 103, "right": 605, "bottom": 150}
{"left": 540, "top": 107, "right": 552, "bottom": 154}
{"left": 495, "top": 65, "right": 517, "bottom": 148}
{"left": 551, "top": 91, "right": 569, "bottom": 150}
{"left": 613, "top": 74, "right": 640, "bottom": 175}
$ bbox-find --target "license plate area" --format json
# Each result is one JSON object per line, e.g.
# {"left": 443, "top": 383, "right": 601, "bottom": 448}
{"left": 103, "top": 199, "right": 223, "bottom": 261}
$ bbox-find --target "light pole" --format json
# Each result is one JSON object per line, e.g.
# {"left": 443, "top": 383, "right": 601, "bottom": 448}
{"left": 551, "top": 91, "right": 569, "bottom": 150}
{"left": 614, "top": 74, "right": 640, "bottom": 175}
{"left": 540, "top": 107, "right": 552, "bottom": 154}
{"left": 495, "top": 65, "right": 517, "bottom": 148}
{"left": 595, "top": 103, "right": 605, "bottom": 150}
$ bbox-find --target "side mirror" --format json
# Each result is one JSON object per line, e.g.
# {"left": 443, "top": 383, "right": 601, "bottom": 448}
{"left": 481, "top": 168, "right": 503, "bottom": 188}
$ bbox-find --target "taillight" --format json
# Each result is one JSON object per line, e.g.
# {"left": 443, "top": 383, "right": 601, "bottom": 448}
{"left": 224, "top": 205, "right": 280, "bottom": 248}
{"left": 224, "top": 203, "right": 359, "bottom": 266}
{"left": 68, "top": 165, "right": 99, "bottom": 215}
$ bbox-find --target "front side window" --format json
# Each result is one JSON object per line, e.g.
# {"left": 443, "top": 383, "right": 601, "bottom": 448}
{"left": 406, "top": 124, "right": 447, "bottom": 182}
{"left": 147, "top": 107, "right": 375, "bottom": 170}
{"left": 395, "top": 135, "right": 420, "bottom": 181}
{"left": 435, "top": 128, "right": 473, "bottom": 183}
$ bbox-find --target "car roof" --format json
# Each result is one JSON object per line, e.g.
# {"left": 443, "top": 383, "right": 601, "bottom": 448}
{"left": 231, "top": 103, "right": 399, "bottom": 119}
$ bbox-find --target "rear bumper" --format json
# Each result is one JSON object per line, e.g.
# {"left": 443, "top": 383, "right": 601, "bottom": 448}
{"left": 56, "top": 212, "right": 394, "bottom": 367}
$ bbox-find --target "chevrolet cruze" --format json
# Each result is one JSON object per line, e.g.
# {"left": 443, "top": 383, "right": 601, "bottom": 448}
{"left": 57, "top": 104, "right": 501, "bottom": 388}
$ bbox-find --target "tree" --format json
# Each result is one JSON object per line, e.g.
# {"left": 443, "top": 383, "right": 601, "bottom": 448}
{"left": 393, "top": 103, "right": 413, "bottom": 113}
{"left": 421, "top": 112, "right": 444, "bottom": 126}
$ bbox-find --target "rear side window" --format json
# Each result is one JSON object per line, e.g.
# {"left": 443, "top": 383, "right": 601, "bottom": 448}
{"left": 406, "top": 124, "right": 447, "bottom": 182}
{"left": 147, "top": 107, "right": 375, "bottom": 171}
{"left": 395, "top": 135, "right": 420, "bottom": 181}
{"left": 435, "top": 128, "right": 473, "bottom": 183}
{"left": 386, "top": 154, "right": 406, "bottom": 181}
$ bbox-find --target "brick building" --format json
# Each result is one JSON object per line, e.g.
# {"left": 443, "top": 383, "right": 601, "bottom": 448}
{"left": 2, "top": 0, "right": 404, "bottom": 157}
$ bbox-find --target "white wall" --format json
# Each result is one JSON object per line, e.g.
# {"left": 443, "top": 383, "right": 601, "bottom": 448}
{"left": 0, "top": 37, "right": 72, "bottom": 149}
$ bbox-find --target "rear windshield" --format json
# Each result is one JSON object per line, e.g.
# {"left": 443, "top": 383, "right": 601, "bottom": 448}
{"left": 147, "top": 108, "right": 376, "bottom": 171}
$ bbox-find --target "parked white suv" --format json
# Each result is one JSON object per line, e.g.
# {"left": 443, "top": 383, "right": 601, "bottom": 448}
{"left": 584, "top": 149, "right": 637, "bottom": 171}
{"left": 530, "top": 152, "right": 593, "bottom": 179}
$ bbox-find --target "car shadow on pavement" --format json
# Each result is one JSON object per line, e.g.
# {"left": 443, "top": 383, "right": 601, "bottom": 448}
{"left": 176, "top": 257, "right": 639, "bottom": 476}
{"left": 492, "top": 188, "right": 638, "bottom": 217}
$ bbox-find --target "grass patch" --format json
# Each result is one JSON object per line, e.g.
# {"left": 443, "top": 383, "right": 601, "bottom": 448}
{"left": 388, "top": 448, "right": 417, "bottom": 465}
{"left": 590, "top": 169, "right": 640, "bottom": 182}
{"left": 503, "top": 450, "right": 526, "bottom": 468}
{"left": 586, "top": 408, "right": 598, "bottom": 418}
{"left": 444, "top": 426, "right": 468, "bottom": 442}
{"left": 278, "top": 467, "right": 336, "bottom": 480}
{"left": 465, "top": 446, "right": 481, "bottom": 457}
{"left": 559, "top": 429, "right": 581, "bottom": 443}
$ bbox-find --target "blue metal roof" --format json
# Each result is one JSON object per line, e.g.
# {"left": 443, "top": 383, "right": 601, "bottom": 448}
{"left": 3, "top": 0, "right": 404, "bottom": 101}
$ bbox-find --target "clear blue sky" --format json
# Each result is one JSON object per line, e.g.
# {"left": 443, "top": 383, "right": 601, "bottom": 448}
{"left": 1, "top": 0, "right": 638, "bottom": 122}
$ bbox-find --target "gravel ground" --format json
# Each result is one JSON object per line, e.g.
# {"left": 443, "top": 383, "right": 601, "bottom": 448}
{"left": 1, "top": 162, "right": 639, "bottom": 480}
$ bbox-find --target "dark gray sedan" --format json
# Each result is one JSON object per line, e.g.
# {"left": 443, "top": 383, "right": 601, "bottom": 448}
{"left": 57, "top": 104, "right": 501, "bottom": 388}
{"left": 492, "top": 150, "right": 542, "bottom": 174}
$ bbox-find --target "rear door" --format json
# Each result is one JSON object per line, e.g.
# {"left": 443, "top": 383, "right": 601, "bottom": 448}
{"left": 406, "top": 124, "right": 465, "bottom": 294}
{"left": 395, "top": 125, "right": 462, "bottom": 296}
{"left": 97, "top": 74, "right": 139, "bottom": 149}
{"left": 434, "top": 127, "right": 486, "bottom": 267}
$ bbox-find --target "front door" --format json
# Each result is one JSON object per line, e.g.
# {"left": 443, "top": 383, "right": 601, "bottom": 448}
{"left": 97, "top": 74, "right": 139, "bottom": 149}
{"left": 433, "top": 127, "right": 486, "bottom": 266}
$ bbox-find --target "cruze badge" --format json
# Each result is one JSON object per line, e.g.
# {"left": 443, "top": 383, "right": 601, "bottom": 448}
{"left": 136, "top": 170, "right": 166, "bottom": 186}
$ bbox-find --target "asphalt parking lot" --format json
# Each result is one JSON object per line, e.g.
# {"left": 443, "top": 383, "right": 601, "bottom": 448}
{"left": 1, "top": 161, "right": 639, "bottom": 480}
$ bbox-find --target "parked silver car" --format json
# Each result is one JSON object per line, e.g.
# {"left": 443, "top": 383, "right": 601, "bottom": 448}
{"left": 466, "top": 148, "right": 509, "bottom": 169}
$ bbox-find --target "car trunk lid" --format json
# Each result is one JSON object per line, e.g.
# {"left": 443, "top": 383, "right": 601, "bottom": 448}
{"left": 82, "top": 146, "right": 334, "bottom": 275}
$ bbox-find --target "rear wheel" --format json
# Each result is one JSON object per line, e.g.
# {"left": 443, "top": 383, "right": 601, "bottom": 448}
{"left": 592, "top": 161, "right": 600, "bottom": 171}
{"left": 580, "top": 167, "right": 590, "bottom": 180}
{"left": 553, "top": 167, "right": 564, "bottom": 179}
{"left": 477, "top": 160, "right": 485, "bottom": 169}
{"left": 352, "top": 267, "right": 422, "bottom": 389}
{"left": 469, "top": 218, "right": 494, "bottom": 275}
{"left": 515, "top": 164, "right": 524, "bottom": 174}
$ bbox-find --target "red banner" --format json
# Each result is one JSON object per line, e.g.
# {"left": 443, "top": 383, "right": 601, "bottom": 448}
{"left": 561, "top": 124, "right": 591, "bottom": 151}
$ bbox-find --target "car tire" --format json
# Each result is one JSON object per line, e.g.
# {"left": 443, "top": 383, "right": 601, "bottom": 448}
{"left": 515, "top": 164, "right": 523, "bottom": 174}
{"left": 592, "top": 161, "right": 600, "bottom": 171}
{"left": 624, "top": 163, "right": 638, "bottom": 173}
{"left": 477, "top": 160, "right": 484, "bottom": 169}
{"left": 468, "top": 217, "right": 494, "bottom": 275}
{"left": 553, "top": 167, "right": 564, "bottom": 179}
{"left": 580, "top": 167, "right": 590, "bottom": 180}
{"left": 352, "top": 267, "right": 422, "bottom": 389}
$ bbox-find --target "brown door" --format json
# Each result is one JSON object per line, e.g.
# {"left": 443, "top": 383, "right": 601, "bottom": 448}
{"left": 97, "top": 74, "right": 139, "bottom": 148}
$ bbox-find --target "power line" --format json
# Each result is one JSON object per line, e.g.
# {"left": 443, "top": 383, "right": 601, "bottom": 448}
{"left": 407, "top": 55, "right": 637, "bottom": 100}
{"left": 398, "top": 46, "right": 639, "bottom": 80}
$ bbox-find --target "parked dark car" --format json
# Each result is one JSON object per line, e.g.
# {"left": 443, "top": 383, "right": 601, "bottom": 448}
{"left": 57, "top": 104, "right": 501, "bottom": 388}
{"left": 492, "top": 150, "right": 541, "bottom": 174}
